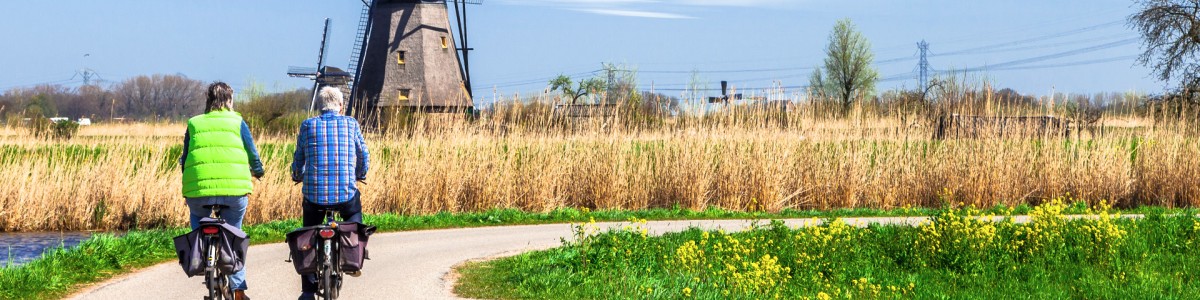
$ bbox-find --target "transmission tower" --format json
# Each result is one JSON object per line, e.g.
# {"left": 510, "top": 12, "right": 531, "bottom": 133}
{"left": 72, "top": 68, "right": 98, "bottom": 86}
{"left": 917, "top": 40, "right": 930, "bottom": 91}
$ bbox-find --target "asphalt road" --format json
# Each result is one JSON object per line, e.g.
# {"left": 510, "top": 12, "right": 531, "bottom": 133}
{"left": 70, "top": 216, "right": 1041, "bottom": 300}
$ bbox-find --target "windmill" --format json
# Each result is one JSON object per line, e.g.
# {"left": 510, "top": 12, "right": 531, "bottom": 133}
{"left": 288, "top": 18, "right": 354, "bottom": 110}
{"left": 344, "top": 0, "right": 481, "bottom": 119}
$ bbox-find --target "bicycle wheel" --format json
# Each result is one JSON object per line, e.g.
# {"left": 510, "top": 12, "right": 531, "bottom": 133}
{"left": 322, "top": 266, "right": 337, "bottom": 300}
{"left": 330, "top": 246, "right": 341, "bottom": 299}
{"left": 205, "top": 270, "right": 216, "bottom": 300}
{"left": 206, "top": 242, "right": 220, "bottom": 300}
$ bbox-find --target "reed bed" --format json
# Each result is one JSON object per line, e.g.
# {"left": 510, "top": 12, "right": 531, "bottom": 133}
{"left": 0, "top": 100, "right": 1196, "bottom": 231}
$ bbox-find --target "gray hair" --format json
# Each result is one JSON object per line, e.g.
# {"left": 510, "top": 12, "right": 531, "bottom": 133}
{"left": 318, "top": 87, "right": 344, "bottom": 112}
{"left": 206, "top": 82, "right": 234, "bottom": 113}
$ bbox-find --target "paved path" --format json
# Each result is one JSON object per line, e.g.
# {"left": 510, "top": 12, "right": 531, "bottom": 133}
{"left": 68, "top": 215, "right": 1105, "bottom": 299}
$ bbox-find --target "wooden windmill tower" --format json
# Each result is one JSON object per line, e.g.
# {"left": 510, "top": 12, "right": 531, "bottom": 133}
{"left": 346, "top": 0, "right": 480, "bottom": 118}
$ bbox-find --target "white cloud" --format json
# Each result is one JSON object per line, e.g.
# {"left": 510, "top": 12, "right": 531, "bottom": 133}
{"left": 496, "top": 0, "right": 795, "bottom": 19}
{"left": 577, "top": 8, "right": 696, "bottom": 19}
{"left": 671, "top": 0, "right": 794, "bottom": 7}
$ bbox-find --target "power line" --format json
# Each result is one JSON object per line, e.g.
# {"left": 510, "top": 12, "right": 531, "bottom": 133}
{"left": 934, "top": 20, "right": 1125, "bottom": 57}
{"left": 989, "top": 54, "right": 1138, "bottom": 71}
{"left": 0, "top": 78, "right": 77, "bottom": 91}
{"left": 932, "top": 34, "right": 1137, "bottom": 57}
{"left": 935, "top": 37, "right": 1138, "bottom": 73}
{"left": 475, "top": 70, "right": 600, "bottom": 89}
{"left": 477, "top": 19, "right": 1134, "bottom": 95}
{"left": 640, "top": 66, "right": 815, "bottom": 74}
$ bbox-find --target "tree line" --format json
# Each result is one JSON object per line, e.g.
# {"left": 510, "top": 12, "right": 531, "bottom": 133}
{"left": 0, "top": 74, "right": 310, "bottom": 124}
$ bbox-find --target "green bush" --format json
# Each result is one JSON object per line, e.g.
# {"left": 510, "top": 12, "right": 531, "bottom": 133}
{"left": 238, "top": 88, "right": 313, "bottom": 136}
{"left": 51, "top": 120, "right": 79, "bottom": 139}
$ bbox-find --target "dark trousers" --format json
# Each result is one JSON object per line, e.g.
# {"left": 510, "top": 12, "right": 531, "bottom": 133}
{"left": 300, "top": 193, "right": 363, "bottom": 293}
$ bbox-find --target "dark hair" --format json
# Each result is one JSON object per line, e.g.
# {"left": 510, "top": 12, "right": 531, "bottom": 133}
{"left": 206, "top": 82, "right": 234, "bottom": 113}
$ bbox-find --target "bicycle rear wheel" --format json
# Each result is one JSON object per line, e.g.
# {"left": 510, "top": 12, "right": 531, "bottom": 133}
{"left": 323, "top": 268, "right": 337, "bottom": 300}
{"left": 206, "top": 242, "right": 219, "bottom": 300}
{"left": 205, "top": 240, "right": 234, "bottom": 300}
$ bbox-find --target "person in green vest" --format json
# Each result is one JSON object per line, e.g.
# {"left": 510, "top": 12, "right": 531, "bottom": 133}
{"left": 179, "top": 82, "right": 264, "bottom": 300}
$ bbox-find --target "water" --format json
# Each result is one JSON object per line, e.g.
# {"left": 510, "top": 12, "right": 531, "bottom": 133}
{"left": 0, "top": 232, "right": 92, "bottom": 267}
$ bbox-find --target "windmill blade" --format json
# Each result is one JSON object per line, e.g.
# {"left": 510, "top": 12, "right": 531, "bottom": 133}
{"left": 450, "top": 0, "right": 480, "bottom": 98}
{"left": 347, "top": 0, "right": 375, "bottom": 116}
{"left": 316, "top": 18, "right": 331, "bottom": 73}
{"left": 287, "top": 66, "right": 319, "bottom": 78}
{"left": 310, "top": 18, "right": 333, "bottom": 111}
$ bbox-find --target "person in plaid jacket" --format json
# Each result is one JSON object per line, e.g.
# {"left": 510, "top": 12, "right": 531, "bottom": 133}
{"left": 290, "top": 86, "right": 369, "bottom": 300}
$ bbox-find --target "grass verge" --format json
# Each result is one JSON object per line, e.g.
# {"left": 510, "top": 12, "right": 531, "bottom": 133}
{"left": 0, "top": 205, "right": 923, "bottom": 300}
{"left": 456, "top": 202, "right": 1200, "bottom": 299}
{"left": 0, "top": 203, "right": 1189, "bottom": 299}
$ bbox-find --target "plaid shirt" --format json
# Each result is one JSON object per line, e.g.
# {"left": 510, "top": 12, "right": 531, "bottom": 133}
{"left": 291, "top": 111, "right": 369, "bottom": 205}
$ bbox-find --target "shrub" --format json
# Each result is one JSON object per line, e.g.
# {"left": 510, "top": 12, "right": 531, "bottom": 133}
{"left": 51, "top": 119, "right": 80, "bottom": 139}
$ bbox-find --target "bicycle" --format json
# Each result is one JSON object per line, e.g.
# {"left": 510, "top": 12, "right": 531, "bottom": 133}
{"left": 198, "top": 204, "right": 234, "bottom": 300}
{"left": 313, "top": 208, "right": 344, "bottom": 300}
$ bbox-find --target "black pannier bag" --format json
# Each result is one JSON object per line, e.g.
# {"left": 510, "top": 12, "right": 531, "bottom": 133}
{"left": 172, "top": 230, "right": 205, "bottom": 276}
{"left": 172, "top": 218, "right": 250, "bottom": 277}
{"left": 285, "top": 222, "right": 377, "bottom": 275}
{"left": 335, "top": 222, "right": 377, "bottom": 272}
{"left": 286, "top": 225, "right": 321, "bottom": 274}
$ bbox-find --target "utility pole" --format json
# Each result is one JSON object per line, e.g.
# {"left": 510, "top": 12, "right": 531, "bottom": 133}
{"left": 917, "top": 40, "right": 930, "bottom": 92}
{"left": 605, "top": 63, "right": 616, "bottom": 104}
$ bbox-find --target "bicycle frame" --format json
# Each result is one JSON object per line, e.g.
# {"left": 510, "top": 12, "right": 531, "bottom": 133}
{"left": 200, "top": 206, "right": 233, "bottom": 300}
{"left": 315, "top": 209, "right": 343, "bottom": 300}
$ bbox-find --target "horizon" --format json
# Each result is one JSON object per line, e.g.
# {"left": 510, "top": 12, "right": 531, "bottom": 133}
{"left": 0, "top": 0, "right": 1160, "bottom": 101}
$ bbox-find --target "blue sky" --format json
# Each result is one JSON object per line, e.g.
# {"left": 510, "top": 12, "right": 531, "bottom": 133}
{"left": 0, "top": 0, "right": 1156, "bottom": 102}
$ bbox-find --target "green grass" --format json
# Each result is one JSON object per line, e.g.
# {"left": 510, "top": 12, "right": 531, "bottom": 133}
{"left": 0, "top": 206, "right": 917, "bottom": 300}
{"left": 456, "top": 204, "right": 1200, "bottom": 299}
{"left": 0, "top": 204, "right": 1189, "bottom": 300}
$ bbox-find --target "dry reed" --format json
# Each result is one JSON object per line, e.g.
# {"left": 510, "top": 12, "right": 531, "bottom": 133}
{"left": 0, "top": 96, "right": 1195, "bottom": 231}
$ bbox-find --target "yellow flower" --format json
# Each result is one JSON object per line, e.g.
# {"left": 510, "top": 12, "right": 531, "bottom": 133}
{"left": 816, "top": 292, "right": 832, "bottom": 300}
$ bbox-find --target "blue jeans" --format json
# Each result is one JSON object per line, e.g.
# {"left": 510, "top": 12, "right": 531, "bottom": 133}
{"left": 187, "top": 195, "right": 249, "bottom": 291}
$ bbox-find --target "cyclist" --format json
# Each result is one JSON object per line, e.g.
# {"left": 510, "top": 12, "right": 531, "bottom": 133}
{"left": 180, "top": 82, "right": 265, "bottom": 300}
{"left": 291, "top": 86, "right": 369, "bottom": 300}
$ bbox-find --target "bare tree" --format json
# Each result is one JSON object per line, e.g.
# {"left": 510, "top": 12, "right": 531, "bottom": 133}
{"left": 112, "top": 74, "right": 205, "bottom": 120}
{"left": 1131, "top": 0, "right": 1200, "bottom": 95}
{"left": 57, "top": 85, "right": 108, "bottom": 119}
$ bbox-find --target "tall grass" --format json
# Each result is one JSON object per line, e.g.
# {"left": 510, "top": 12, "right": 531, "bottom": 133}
{"left": 0, "top": 91, "right": 1197, "bottom": 231}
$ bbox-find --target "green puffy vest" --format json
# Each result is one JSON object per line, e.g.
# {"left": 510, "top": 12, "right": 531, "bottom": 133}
{"left": 182, "top": 110, "right": 253, "bottom": 198}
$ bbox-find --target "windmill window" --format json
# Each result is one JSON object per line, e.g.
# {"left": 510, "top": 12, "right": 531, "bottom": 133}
{"left": 396, "top": 51, "right": 406, "bottom": 65}
{"left": 397, "top": 89, "right": 411, "bottom": 101}
{"left": 441, "top": 37, "right": 448, "bottom": 49}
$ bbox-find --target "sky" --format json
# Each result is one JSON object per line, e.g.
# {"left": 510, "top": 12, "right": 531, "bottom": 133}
{"left": 0, "top": 0, "right": 1159, "bottom": 104}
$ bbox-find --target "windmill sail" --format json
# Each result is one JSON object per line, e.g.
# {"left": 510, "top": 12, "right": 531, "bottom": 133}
{"left": 286, "top": 18, "right": 352, "bottom": 111}
{"left": 347, "top": 0, "right": 373, "bottom": 87}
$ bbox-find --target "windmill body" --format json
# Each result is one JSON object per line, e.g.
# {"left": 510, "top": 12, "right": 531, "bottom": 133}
{"left": 352, "top": 0, "right": 472, "bottom": 114}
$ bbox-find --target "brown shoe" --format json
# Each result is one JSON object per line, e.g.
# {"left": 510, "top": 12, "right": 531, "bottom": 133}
{"left": 235, "top": 290, "right": 250, "bottom": 300}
